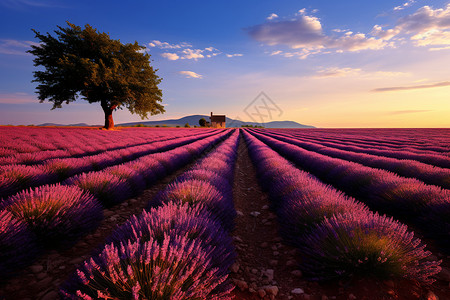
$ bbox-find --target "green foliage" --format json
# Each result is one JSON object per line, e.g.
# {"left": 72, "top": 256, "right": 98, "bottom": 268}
{"left": 28, "top": 22, "right": 165, "bottom": 128}
{"left": 184, "top": 123, "right": 190, "bottom": 128}
{"left": 199, "top": 118, "right": 207, "bottom": 127}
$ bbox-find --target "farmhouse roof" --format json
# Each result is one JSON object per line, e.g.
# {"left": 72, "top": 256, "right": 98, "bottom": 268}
{"left": 210, "top": 112, "right": 226, "bottom": 122}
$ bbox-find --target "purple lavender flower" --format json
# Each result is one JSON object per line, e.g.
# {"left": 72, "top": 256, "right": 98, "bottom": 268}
{"left": 1, "top": 184, "right": 103, "bottom": 248}
{"left": 0, "top": 209, "right": 39, "bottom": 279}
{"left": 43, "top": 157, "right": 93, "bottom": 180}
{"left": 301, "top": 212, "right": 441, "bottom": 283}
{"left": 177, "top": 169, "right": 232, "bottom": 198}
{"left": 104, "top": 165, "right": 147, "bottom": 195}
{"left": 150, "top": 179, "right": 235, "bottom": 230}
{"left": 0, "top": 164, "right": 53, "bottom": 197}
{"left": 128, "top": 157, "right": 167, "bottom": 184}
{"left": 105, "top": 202, "right": 235, "bottom": 276}
{"left": 61, "top": 234, "right": 233, "bottom": 299}
{"left": 64, "top": 171, "right": 132, "bottom": 208}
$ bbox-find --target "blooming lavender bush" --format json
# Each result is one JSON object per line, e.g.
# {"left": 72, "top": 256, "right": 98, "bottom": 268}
{"left": 177, "top": 169, "right": 232, "bottom": 196}
{"left": 1, "top": 184, "right": 103, "bottom": 248}
{"left": 128, "top": 157, "right": 166, "bottom": 184}
{"left": 0, "top": 164, "right": 53, "bottom": 197}
{"left": 105, "top": 202, "right": 235, "bottom": 276}
{"left": 64, "top": 171, "right": 132, "bottom": 208}
{"left": 150, "top": 179, "right": 235, "bottom": 230}
{"left": 43, "top": 158, "right": 93, "bottom": 180}
{"left": 104, "top": 165, "right": 147, "bottom": 196}
{"left": 301, "top": 212, "right": 441, "bottom": 283}
{"left": 277, "top": 185, "right": 370, "bottom": 243}
{"left": 61, "top": 234, "right": 233, "bottom": 299}
{"left": 0, "top": 210, "right": 39, "bottom": 279}
{"left": 195, "top": 158, "right": 234, "bottom": 181}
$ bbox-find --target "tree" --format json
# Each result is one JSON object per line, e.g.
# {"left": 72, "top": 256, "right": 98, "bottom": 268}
{"left": 28, "top": 22, "right": 164, "bottom": 129}
{"left": 184, "top": 123, "right": 190, "bottom": 128}
{"left": 199, "top": 118, "right": 207, "bottom": 127}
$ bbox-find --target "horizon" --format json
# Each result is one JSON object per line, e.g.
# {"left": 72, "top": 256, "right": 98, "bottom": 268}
{"left": 1, "top": 0, "right": 450, "bottom": 128}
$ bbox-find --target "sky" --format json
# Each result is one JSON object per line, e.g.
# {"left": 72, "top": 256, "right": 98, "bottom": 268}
{"left": 0, "top": 0, "right": 449, "bottom": 128}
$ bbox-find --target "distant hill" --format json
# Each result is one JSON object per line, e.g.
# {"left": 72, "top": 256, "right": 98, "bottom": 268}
{"left": 37, "top": 115, "right": 315, "bottom": 128}
{"left": 38, "top": 123, "right": 97, "bottom": 127}
{"left": 118, "top": 115, "right": 315, "bottom": 128}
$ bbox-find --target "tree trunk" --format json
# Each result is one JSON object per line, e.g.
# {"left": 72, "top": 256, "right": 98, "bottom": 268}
{"left": 101, "top": 100, "right": 117, "bottom": 130}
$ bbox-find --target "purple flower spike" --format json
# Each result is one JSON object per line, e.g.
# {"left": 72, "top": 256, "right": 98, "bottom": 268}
{"left": 177, "top": 169, "right": 232, "bottom": 198}
{"left": 1, "top": 184, "right": 103, "bottom": 248}
{"left": 106, "top": 202, "right": 235, "bottom": 276}
{"left": 104, "top": 165, "right": 147, "bottom": 195}
{"left": 301, "top": 212, "right": 441, "bottom": 283}
{"left": 64, "top": 171, "right": 132, "bottom": 208}
{"left": 0, "top": 164, "right": 53, "bottom": 197}
{"left": 151, "top": 179, "right": 235, "bottom": 230}
{"left": 61, "top": 234, "right": 233, "bottom": 299}
{"left": 278, "top": 185, "right": 369, "bottom": 244}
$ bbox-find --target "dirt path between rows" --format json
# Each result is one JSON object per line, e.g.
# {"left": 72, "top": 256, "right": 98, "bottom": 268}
{"left": 230, "top": 136, "right": 322, "bottom": 300}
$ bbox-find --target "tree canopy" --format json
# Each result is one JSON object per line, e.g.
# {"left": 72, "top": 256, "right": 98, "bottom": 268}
{"left": 28, "top": 22, "right": 165, "bottom": 129}
{"left": 199, "top": 118, "right": 207, "bottom": 127}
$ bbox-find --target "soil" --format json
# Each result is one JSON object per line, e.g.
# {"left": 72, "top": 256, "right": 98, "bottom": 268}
{"left": 1, "top": 132, "right": 450, "bottom": 300}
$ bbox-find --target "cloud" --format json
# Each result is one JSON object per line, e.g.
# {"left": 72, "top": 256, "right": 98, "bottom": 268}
{"left": 179, "top": 71, "right": 203, "bottom": 79}
{"left": 371, "top": 25, "right": 400, "bottom": 40}
{"left": 247, "top": 10, "right": 388, "bottom": 54}
{"left": 385, "top": 4, "right": 450, "bottom": 46}
{"left": 180, "top": 48, "right": 204, "bottom": 60}
{"left": 388, "top": 110, "right": 431, "bottom": 115}
{"left": 0, "top": 39, "right": 39, "bottom": 55}
{"left": 314, "top": 67, "right": 409, "bottom": 79}
{"left": 267, "top": 13, "right": 278, "bottom": 20}
{"left": 151, "top": 40, "right": 238, "bottom": 61}
{"left": 327, "top": 33, "right": 386, "bottom": 51}
{"left": 394, "top": 0, "right": 416, "bottom": 11}
{"left": 315, "top": 67, "right": 362, "bottom": 78}
{"left": 249, "top": 4, "right": 450, "bottom": 58}
{"left": 411, "top": 28, "right": 450, "bottom": 46}
{"left": 396, "top": 5, "right": 450, "bottom": 33}
{"left": 247, "top": 14, "right": 325, "bottom": 49}
{"left": 225, "top": 53, "right": 243, "bottom": 57}
{"left": 269, "top": 48, "right": 325, "bottom": 59}
{"left": 148, "top": 40, "right": 192, "bottom": 49}
{"left": 372, "top": 81, "right": 450, "bottom": 92}
{"left": 428, "top": 45, "right": 450, "bottom": 51}
{"left": 0, "top": 92, "right": 36, "bottom": 104}
{"left": 161, "top": 52, "right": 180, "bottom": 60}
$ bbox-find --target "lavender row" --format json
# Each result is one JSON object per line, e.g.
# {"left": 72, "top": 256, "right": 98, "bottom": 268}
{"left": 249, "top": 130, "right": 450, "bottom": 252}
{"left": 60, "top": 130, "right": 240, "bottom": 299}
{"left": 271, "top": 128, "right": 450, "bottom": 154}
{"left": 243, "top": 130, "right": 440, "bottom": 282}
{"left": 0, "top": 128, "right": 214, "bottom": 166}
{"left": 258, "top": 130, "right": 450, "bottom": 190}
{"left": 0, "top": 130, "right": 224, "bottom": 198}
{"left": 0, "top": 130, "right": 232, "bottom": 280}
{"left": 0, "top": 127, "right": 211, "bottom": 157}
{"left": 260, "top": 129, "right": 450, "bottom": 168}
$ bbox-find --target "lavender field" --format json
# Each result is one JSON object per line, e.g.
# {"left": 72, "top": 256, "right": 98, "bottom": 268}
{"left": 1, "top": 126, "right": 450, "bottom": 299}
